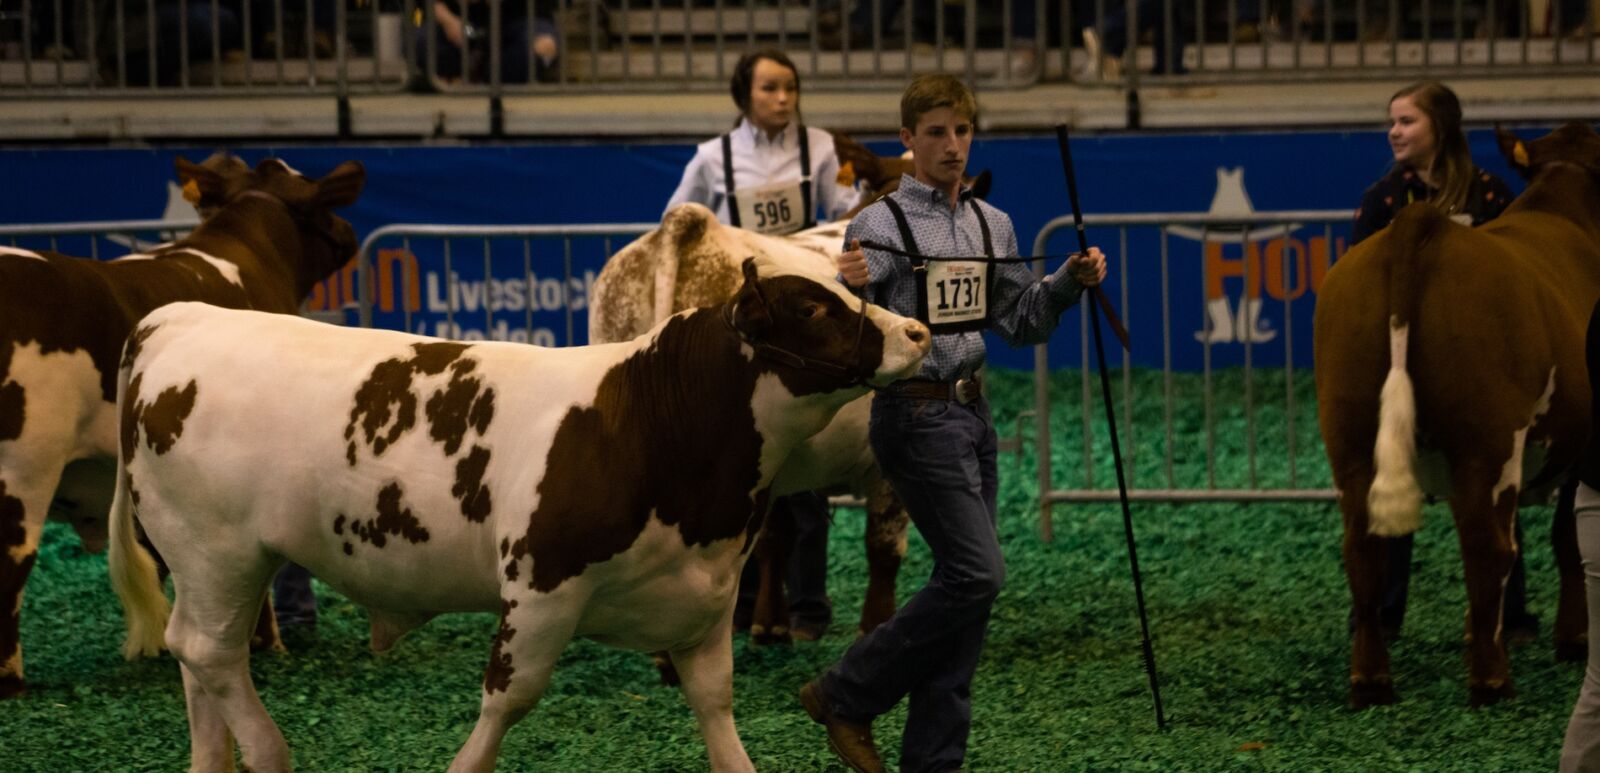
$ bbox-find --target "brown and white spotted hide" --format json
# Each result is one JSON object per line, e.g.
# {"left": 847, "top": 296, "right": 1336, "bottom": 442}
{"left": 592, "top": 204, "right": 912, "bottom": 659}
{"left": 1315, "top": 122, "right": 1600, "bottom": 709}
{"left": 108, "top": 260, "right": 929, "bottom": 772}
{"left": 0, "top": 154, "right": 365, "bottom": 697}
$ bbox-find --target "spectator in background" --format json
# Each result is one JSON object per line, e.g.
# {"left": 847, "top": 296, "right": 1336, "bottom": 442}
{"left": 248, "top": 2, "right": 338, "bottom": 59}
{"left": 1351, "top": 80, "right": 1524, "bottom": 641}
{"left": 416, "top": 0, "right": 561, "bottom": 86}
{"left": 1352, "top": 80, "right": 1513, "bottom": 242}
{"left": 97, "top": 1, "right": 244, "bottom": 86}
{"left": 1082, "top": 0, "right": 1191, "bottom": 77}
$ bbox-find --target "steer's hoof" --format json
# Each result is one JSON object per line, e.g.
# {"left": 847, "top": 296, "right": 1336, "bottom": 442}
{"left": 1557, "top": 639, "right": 1588, "bottom": 662}
{"left": 750, "top": 624, "right": 791, "bottom": 647}
{"left": 249, "top": 634, "right": 287, "bottom": 654}
{"left": 0, "top": 675, "right": 24, "bottom": 699}
{"left": 655, "top": 664, "right": 681, "bottom": 687}
{"left": 1348, "top": 678, "right": 1397, "bottom": 709}
{"left": 1468, "top": 680, "right": 1515, "bottom": 708}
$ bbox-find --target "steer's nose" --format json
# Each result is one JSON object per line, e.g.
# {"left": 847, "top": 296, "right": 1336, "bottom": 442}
{"left": 904, "top": 321, "right": 931, "bottom": 351}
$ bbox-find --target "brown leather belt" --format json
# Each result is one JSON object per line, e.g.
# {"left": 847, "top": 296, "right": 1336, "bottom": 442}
{"left": 879, "top": 373, "right": 983, "bottom": 404}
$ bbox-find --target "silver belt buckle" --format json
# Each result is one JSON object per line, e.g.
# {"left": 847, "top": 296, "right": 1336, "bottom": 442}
{"left": 955, "top": 377, "right": 976, "bottom": 405}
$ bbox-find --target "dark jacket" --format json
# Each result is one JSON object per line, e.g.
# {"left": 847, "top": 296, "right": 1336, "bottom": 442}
{"left": 1352, "top": 164, "right": 1514, "bottom": 245}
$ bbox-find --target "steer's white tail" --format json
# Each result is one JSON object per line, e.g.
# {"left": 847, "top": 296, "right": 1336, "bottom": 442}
{"left": 107, "top": 357, "right": 170, "bottom": 659}
{"left": 1367, "top": 320, "right": 1424, "bottom": 536}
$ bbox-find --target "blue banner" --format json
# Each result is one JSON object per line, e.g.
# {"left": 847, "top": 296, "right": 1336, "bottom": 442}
{"left": 1, "top": 127, "right": 1537, "bottom": 369}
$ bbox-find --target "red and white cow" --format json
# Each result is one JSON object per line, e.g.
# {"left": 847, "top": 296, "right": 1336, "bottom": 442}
{"left": 1316, "top": 122, "right": 1600, "bottom": 708}
{"left": 592, "top": 204, "right": 911, "bottom": 649}
{"left": 109, "top": 255, "right": 930, "bottom": 771}
{"left": 0, "top": 155, "right": 365, "bottom": 697}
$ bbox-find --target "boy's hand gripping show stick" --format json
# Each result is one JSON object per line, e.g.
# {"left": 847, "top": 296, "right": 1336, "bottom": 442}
{"left": 1055, "top": 123, "right": 1165, "bottom": 729}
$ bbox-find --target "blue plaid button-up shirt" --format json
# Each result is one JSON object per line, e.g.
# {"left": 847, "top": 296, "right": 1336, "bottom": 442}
{"left": 844, "top": 174, "right": 1086, "bottom": 381}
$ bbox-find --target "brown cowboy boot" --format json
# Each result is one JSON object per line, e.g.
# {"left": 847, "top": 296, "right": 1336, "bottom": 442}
{"left": 799, "top": 680, "right": 884, "bottom": 773}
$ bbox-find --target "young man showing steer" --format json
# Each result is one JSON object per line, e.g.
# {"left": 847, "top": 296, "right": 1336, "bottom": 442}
{"left": 801, "top": 74, "right": 1109, "bottom": 773}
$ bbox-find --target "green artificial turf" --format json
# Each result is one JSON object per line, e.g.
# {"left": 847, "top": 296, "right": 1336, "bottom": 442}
{"left": 5, "top": 367, "right": 1579, "bottom": 771}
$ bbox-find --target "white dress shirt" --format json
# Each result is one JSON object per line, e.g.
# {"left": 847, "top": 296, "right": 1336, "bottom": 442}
{"left": 665, "top": 117, "right": 861, "bottom": 225}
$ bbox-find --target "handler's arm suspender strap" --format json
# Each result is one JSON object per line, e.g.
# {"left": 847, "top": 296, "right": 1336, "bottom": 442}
{"left": 798, "top": 125, "right": 813, "bottom": 229}
{"left": 881, "top": 197, "right": 921, "bottom": 266}
{"left": 880, "top": 196, "right": 994, "bottom": 264}
{"left": 721, "top": 132, "right": 740, "bottom": 228}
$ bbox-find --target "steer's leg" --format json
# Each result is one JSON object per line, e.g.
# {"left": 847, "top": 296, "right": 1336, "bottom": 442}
{"left": 860, "top": 475, "right": 908, "bottom": 635}
{"left": 166, "top": 563, "right": 290, "bottom": 773}
{"left": 1448, "top": 454, "right": 1520, "bottom": 708}
{"left": 1336, "top": 467, "right": 1398, "bottom": 709}
{"left": 669, "top": 597, "right": 755, "bottom": 773}
{"left": 181, "top": 662, "right": 238, "bottom": 773}
{"left": 449, "top": 591, "right": 582, "bottom": 773}
{"left": 1321, "top": 392, "right": 1395, "bottom": 709}
{"left": 0, "top": 451, "right": 69, "bottom": 698}
{"left": 750, "top": 500, "right": 793, "bottom": 645}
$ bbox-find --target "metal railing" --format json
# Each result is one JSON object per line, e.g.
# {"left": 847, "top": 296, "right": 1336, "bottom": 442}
{"left": 4, "top": 1, "right": 1593, "bottom": 97}
{"left": 352, "top": 222, "right": 656, "bottom": 342}
{"left": 0, "top": 216, "right": 199, "bottom": 256}
{"left": 1030, "top": 209, "right": 1349, "bottom": 539}
{"left": 0, "top": 0, "right": 412, "bottom": 95}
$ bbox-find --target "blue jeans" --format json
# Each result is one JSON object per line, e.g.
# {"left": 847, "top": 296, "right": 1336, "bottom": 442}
{"left": 1099, "top": 0, "right": 1190, "bottom": 74}
{"left": 415, "top": 18, "right": 560, "bottom": 85}
{"left": 818, "top": 394, "right": 1003, "bottom": 773}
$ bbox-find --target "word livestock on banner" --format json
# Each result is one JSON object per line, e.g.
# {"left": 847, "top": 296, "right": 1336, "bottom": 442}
{"left": 306, "top": 245, "right": 604, "bottom": 347}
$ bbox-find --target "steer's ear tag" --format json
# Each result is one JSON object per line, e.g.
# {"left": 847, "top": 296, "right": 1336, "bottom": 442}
{"left": 181, "top": 179, "right": 202, "bottom": 205}
{"left": 837, "top": 161, "right": 856, "bottom": 187}
{"left": 1513, "top": 141, "right": 1530, "bottom": 168}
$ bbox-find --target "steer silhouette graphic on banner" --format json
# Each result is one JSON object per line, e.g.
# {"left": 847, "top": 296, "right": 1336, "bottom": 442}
{"left": 1170, "top": 168, "right": 1346, "bottom": 346}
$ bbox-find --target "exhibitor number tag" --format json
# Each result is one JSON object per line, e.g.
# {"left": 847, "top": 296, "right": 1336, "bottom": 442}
{"left": 735, "top": 179, "right": 807, "bottom": 236}
{"left": 925, "top": 260, "right": 989, "bottom": 327}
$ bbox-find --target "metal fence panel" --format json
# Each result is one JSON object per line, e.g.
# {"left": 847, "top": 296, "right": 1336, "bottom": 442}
{"left": 5, "top": 1, "right": 1596, "bottom": 96}
{"left": 1030, "top": 210, "right": 1350, "bottom": 538}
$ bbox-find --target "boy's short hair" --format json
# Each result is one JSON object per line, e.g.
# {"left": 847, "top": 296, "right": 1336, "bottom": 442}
{"left": 900, "top": 74, "right": 977, "bottom": 131}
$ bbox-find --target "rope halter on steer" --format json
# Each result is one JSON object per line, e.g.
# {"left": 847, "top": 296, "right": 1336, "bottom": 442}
{"left": 723, "top": 258, "right": 873, "bottom": 390}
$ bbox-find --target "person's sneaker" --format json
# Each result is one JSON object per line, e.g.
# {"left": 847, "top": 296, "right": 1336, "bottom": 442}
{"left": 799, "top": 681, "right": 884, "bottom": 773}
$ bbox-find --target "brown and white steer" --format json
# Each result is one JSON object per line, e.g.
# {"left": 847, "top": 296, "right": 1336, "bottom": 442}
{"left": 0, "top": 154, "right": 365, "bottom": 697}
{"left": 109, "top": 257, "right": 930, "bottom": 772}
{"left": 592, "top": 203, "right": 910, "bottom": 651}
{"left": 1315, "top": 122, "right": 1600, "bottom": 709}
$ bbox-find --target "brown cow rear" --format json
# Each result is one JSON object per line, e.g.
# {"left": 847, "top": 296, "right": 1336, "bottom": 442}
{"left": 1315, "top": 122, "right": 1600, "bottom": 708}
{"left": 0, "top": 155, "right": 365, "bottom": 697}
